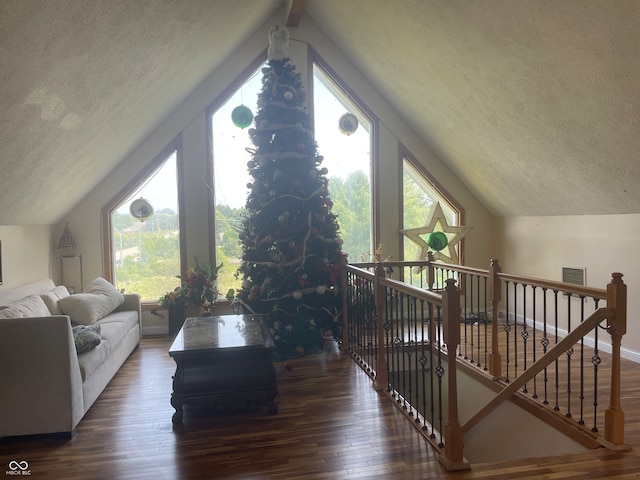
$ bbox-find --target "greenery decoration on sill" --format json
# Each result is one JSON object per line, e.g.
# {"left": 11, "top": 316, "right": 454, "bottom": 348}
{"left": 158, "top": 260, "right": 222, "bottom": 316}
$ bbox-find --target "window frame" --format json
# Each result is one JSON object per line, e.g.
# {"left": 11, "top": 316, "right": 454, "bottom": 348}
{"left": 205, "top": 53, "right": 268, "bottom": 282}
{"left": 101, "top": 137, "right": 186, "bottom": 302}
{"left": 309, "top": 48, "right": 380, "bottom": 259}
{"left": 399, "top": 146, "right": 466, "bottom": 268}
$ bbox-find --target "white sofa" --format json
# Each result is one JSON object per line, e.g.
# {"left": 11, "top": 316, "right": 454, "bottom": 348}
{"left": 0, "top": 278, "right": 141, "bottom": 437}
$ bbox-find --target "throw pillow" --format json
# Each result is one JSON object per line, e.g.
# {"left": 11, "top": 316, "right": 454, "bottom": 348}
{"left": 40, "top": 285, "right": 71, "bottom": 315}
{"left": 72, "top": 324, "right": 102, "bottom": 354}
{"left": 0, "top": 294, "right": 51, "bottom": 318}
{"left": 59, "top": 277, "right": 125, "bottom": 325}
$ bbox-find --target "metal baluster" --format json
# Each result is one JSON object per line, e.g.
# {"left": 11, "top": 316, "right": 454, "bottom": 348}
{"left": 419, "top": 299, "right": 429, "bottom": 431}
{"left": 384, "top": 287, "right": 393, "bottom": 394}
{"left": 541, "top": 288, "right": 550, "bottom": 404}
{"left": 390, "top": 288, "right": 399, "bottom": 399}
{"left": 476, "top": 273, "right": 481, "bottom": 367}
{"left": 521, "top": 284, "right": 528, "bottom": 393}
{"left": 578, "top": 294, "right": 586, "bottom": 425}
{"left": 553, "top": 289, "right": 560, "bottom": 412}
{"left": 462, "top": 272, "right": 469, "bottom": 360}
{"left": 513, "top": 282, "right": 519, "bottom": 379}
{"left": 532, "top": 285, "right": 538, "bottom": 399}
{"left": 436, "top": 305, "right": 445, "bottom": 448}
{"left": 483, "top": 276, "right": 489, "bottom": 371}
{"left": 504, "top": 280, "right": 512, "bottom": 383}
{"left": 409, "top": 296, "right": 417, "bottom": 418}
{"left": 400, "top": 293, "right": 407, "bottom": 410}
{"left": 371, "top": 278, "right": 378, "bottom": 373}
{"left": 591, "top": 298, "right": 601, "bottom": 432}
{"left": 566, "top": 293, "right": 573, "bottom": 418}
{"left": 427, "top": 302, "right": 436, "bottom": 438}
{"left": 366, "top": 277, "right": 373, "bottom": 373}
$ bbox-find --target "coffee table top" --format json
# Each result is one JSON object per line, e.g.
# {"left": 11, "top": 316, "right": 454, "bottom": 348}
{"left": 169, "top": 314, "right": 273, "bottom": 354}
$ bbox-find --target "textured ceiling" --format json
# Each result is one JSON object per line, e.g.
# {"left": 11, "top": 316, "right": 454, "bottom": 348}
{"left": 1, "top": 0, "right": 639, "bottom": 224}
{"left": 0, "top": 0, "right": 280, "bottom": 224}
{"left": 307, "top": 0, "right": 640, "bottom": 216}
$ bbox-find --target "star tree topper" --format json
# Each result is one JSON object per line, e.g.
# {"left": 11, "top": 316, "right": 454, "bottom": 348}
{"left": 401, "top": 202, "right": 472, "bottom": 264}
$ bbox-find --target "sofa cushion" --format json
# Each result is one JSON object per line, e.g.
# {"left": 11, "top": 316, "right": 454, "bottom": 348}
{"left": 59, "top": 277, "right": 125, "bottom": 325}
{"left": 72, "top": 324, "right": 102, "bottom": 354}
{"left": 77, "top": 341, "right": 110, "bottom": 381}
{"left": 40, "top": 286, "right": 71, "bottom": 315}
{"left": 97, "top": 310, "right": 138, "bottom": 348}
{"left": 0, "top": 294, "right": 51, "bottom": 318}
{"left": 77, "top": 310, "right": 138, "bottom": 380}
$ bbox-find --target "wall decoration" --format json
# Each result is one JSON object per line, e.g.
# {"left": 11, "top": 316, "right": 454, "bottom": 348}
{"left": 401, "top": 202, "right": 472, "bottom": 264}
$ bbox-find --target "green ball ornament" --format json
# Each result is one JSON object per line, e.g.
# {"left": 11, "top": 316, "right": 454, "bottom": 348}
{"left": 427, "top": 231, "right": 449, "bottom": 252}
{"left": 231, "top": 105, "right": 253, "bottom": 128}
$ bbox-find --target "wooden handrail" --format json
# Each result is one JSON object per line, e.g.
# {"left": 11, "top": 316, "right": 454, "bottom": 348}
{"left": 378, "top": 276, "right": 442, "bottom": 304}
{"left": 462, "top": 308, "right": 613, "bottom": 434}
{"left": 497, "top": 272, "right": 607, "bottom": 300}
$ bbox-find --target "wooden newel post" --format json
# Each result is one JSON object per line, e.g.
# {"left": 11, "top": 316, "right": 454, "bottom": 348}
{"left": 438, "top": 278, "right": 469, "bottom": 471}
{"left": 373, "top": 263, "right": 389, "bottom": 392}
{"left": 340, "top": 265, "right": 349, "bottom": 351}
{"left": 488, "top": 258, "right": 502, "bottom": 378}
{"left": 605, "top": 272, "right": 627, "bottom": 445}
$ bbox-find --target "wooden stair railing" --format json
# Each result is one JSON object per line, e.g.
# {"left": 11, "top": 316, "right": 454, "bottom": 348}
{"left": 461, "top": 307, "right": 612, "bottom": 434}
{"left": 342, "top": 261, "right": 628, "bottom": 470}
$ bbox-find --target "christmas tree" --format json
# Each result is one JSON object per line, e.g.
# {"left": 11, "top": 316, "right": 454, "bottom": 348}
{"left": 235, "top": 26, "right": 347, "bottom": 358}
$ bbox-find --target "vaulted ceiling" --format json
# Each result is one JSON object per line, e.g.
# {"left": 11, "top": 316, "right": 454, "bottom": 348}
{"left": 1, "top": 0, "right": 638, "bottom": 224}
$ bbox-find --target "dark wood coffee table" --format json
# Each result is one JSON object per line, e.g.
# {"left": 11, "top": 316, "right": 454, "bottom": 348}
{"left": 168, "top": 314, "right": 278, "bottom": 425}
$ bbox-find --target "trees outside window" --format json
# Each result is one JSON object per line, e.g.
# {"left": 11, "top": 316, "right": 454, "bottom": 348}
{"left": 211, "top": 63, "right": 264, "bottom": 296}
{"left": 313, "top": 63, "right": 373, "bottom": 262}
{"left": 111, "top": 150, "right": 181, "bottom": 301}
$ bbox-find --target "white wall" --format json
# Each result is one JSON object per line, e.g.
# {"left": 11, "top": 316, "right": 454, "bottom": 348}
{"left": 0, "top": 225, "right": 53, "bottom": 290}
{"left": 496, "top": 214, "right": 640, "bottom": 359}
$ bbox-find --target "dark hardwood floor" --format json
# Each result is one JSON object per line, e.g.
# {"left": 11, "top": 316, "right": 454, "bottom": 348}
{"left": 2, "top": 336, "right": 640, "bottom": 479}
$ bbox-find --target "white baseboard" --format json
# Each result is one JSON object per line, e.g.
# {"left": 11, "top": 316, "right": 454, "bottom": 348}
{"left": 142, "top": 326, "right": 168, "bottom": 337}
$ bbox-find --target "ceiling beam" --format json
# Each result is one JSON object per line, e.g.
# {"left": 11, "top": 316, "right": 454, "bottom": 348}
{"left": 285, "top": 0, "right": 308, "bottom": 27}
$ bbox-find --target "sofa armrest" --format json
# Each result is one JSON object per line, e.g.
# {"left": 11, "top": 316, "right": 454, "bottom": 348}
{"left": 117, "top": 293, "right": 141, "bottom": 315}
{"left": 0, "top": 316, "right": 84, "bottom": 437}
{"left": 115, "top": 293, "right": 142, "bottom": 337}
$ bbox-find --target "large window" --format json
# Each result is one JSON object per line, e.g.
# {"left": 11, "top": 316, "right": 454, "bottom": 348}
{"left": 211, "top": 60, "right": 375, "bottom": 296}
{"left": 211, "top": 63, "right": 264, "bottom": 296}
{"left": 313, "top": 63, "right": 373, "bottom": 262}
{"left": 110, "top": 150, "right": 181, "bottom": 301}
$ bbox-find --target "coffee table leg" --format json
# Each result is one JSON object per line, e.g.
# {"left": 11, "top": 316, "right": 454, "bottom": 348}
{"left": 171, "top": 396, "right": 184, "bottom": 425}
